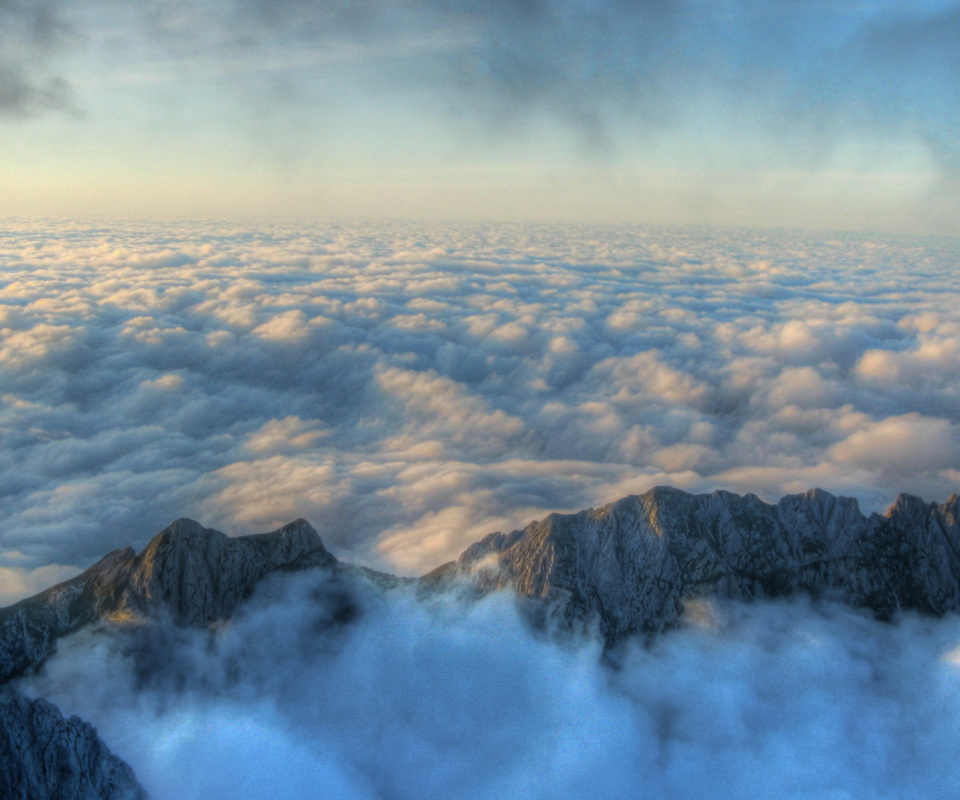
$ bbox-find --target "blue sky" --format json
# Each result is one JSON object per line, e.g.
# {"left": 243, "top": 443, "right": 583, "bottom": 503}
{"left": 2, "top": 0, "right": 959, "bottom": 232}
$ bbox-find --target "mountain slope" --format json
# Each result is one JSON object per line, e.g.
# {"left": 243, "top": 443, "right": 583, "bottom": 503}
{"left": 4, "top": 487, "right": 960, "bottom": 677}
{"left": 439, "top": 487, "right": 960, "bottom": 641}
{"left": 0, "top": 689, "right": 146, "bottom": 800}
{"left": 0, "top": 518, "right": 337, "bottom": 684}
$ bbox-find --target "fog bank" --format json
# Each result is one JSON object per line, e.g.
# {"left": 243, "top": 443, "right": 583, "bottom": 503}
{"left": 18, "top": 571, "right": 960, "bottom": 799}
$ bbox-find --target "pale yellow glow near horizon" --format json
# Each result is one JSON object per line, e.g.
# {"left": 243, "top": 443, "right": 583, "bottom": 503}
{"left": 0, "top": 160, "right": 947, "bottom": 237}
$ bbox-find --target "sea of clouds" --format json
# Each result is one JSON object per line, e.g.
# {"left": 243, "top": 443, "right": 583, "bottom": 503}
{"left": 17, "top": 567, "right": 960, "bottom": 800}
{"left": 1, "top": 218, "right": 959, "bottom": 602}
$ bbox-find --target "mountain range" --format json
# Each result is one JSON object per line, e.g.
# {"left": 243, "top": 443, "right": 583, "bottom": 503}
{"left": 3, "top": 486, "right": 959, "bottom": 798}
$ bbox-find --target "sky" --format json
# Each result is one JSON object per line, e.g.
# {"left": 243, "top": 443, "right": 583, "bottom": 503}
{"left": 1, "top": 0, "right": 960, "bottom": 232}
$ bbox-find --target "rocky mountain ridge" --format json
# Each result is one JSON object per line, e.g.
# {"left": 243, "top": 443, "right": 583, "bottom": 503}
{"left": 3, "top": 486, "right": 960, "bottom": 799}
{"left": 0, "top": 690, "right": 145, "bottom": 800}
{"left": 434, "top": 486, "right": 960, "bottom": 640}
{"left": 5, "top": 487, "right": 960, "bottom": 682}
{"left": 0, "top": 517, "right": 336, "bottom": 685}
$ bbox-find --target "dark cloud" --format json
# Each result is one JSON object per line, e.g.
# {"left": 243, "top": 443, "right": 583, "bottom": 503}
{"left": 0, "top": 0, "right": 75, "bottom": 118}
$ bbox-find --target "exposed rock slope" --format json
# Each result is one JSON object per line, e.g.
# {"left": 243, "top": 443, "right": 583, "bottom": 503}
{"left": 5, "top": 488, "right": 960, "bottom": 671}
{"left": 437, "top": 486, "right": 960, "bottom": 641}
{"left": 0, "top": 689, "right": 146, "bottom": 800}
{"left": 0, "top": 518, "right": 336, "bottom": 684}
{"left": 121, "top": 517, "right": 336, "bottom": 626}
{"left": 2, "top": 487, "right": 960, "bottom": 799}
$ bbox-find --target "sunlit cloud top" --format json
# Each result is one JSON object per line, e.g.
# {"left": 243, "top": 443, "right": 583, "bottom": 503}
{"left": 1, "top": 218, "right": 959, "bottom": 604}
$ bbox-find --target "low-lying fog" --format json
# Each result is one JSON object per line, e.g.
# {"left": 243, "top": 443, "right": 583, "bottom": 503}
{"left": 18, "top": 569, "right": 960, "bottom": 799}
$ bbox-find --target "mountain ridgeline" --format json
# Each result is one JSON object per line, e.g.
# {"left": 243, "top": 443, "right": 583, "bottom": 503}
{"left": 4, "top": 487, "right": 960, "bottom": 683}
{"left": 3, "top": 486, "right": 960, "bottom": 798}
{"left": 430, "top": 487, "right": 960, "bottom": 640}
{"left": 0, "top": 517, "right": 337, "bottom": 685}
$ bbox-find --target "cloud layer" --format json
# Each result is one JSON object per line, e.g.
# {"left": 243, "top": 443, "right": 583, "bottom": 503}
{"left": 1, "top": 218, "right": 959, "bottom": 600}
{"left": 18, "top": 571, "right": 960, "bottom": 800}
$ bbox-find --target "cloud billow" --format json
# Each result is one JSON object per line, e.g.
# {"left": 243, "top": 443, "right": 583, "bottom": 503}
{"left": 0, "top": 218, "right": 959, "bottom": 600}
{"left": 18, "top": 574, "right": 960, "bottom": 800}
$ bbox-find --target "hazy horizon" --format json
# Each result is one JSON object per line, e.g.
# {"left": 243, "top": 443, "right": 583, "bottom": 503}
{"left": 3, "top": 0, "right": 960, "bottom": 233}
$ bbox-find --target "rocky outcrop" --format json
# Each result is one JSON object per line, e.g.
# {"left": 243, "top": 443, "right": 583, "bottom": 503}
{"left": 0, "top": 548, "right": 138, "bottom": 686}
{"left": 0, "top": 518, "right": 338, "bottom": 799}
{"left": 4, "top": 487, "right": 960, "bottom": 674}
{"left": 0, "top": 518, "right": 337, "bottom": 684}
{"left": 120, "top": 517, "right": 336, "bottom": 626}
{"left": 0, "top": 689, "right": 146, "bottom": 800}
{"left": 439, "top": 486, "right": 960, "bottom": 642}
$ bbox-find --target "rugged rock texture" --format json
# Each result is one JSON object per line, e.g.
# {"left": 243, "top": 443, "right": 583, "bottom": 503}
{"left": 0, "top": 518, "right": 336, "bottom": 684}
{"left": 6, "top": 489, "right": 960, "bottom": 667}
{"left": 438, "top": 486, "right": 960, "bottom": 642}
{"left": 0, "top": 548, "right": 138, "bottom": 686}
{"left": 3, "top": 487, "right": 960, "bottom": 798}
{"left": 0, "top": 518, "right": 338, "bottom": 799}
{"left": 120, "top": 517, "right": 336, "bottom": 626}
{"left": 0, "top": 689, "right": 146, "bottom": 800}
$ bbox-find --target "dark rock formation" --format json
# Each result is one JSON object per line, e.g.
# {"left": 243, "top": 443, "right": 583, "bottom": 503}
{"left": 0, "top": 548, "right": 137, "bottom": 686}
{"left": 6, "top": 488, "right": 960, "bottom": 669}
{"left": 0, "top": 518, "right": 336, "bottom": 684}
{"left": 0, "top": 689, "right": 146, "bottom": 800}
{"left": 437, "top": 486, "right": 960, "bottom": 642}
{"left": 120, "top": 517, "right": 336, "bottom": 626}
{"left": 3, "top": 488, "right": 960, "bottom": 798}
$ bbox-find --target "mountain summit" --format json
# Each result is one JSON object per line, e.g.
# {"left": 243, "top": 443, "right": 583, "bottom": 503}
{"left": 0, "top": 518, "right": 336, "bottom": 685}
{"left": 3, "top": 486, "right": 960, "bottom": 797}
{"left": 433, "top": 487, "right": 960, "bottom": 641}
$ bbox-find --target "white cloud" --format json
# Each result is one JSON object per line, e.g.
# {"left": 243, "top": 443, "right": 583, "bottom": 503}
{"left": 1, "top": 219, "right": 959, "bottom": 600}
{"left": 832, "top": 413, "right": 959, "bottom": 474}
{"left": 18, "top": 580, "right": 960, "bottom": 800}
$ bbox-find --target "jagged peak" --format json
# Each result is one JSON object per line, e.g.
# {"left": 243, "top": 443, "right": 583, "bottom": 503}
{"left": 269, "top": 517, "right": 322, "bottom": 540}
{"left": 142, "top": 518, "right": 222, "bottom": 549}
{"left": 140, "top": 517, "right": 328, "bottom": 557}
{"left": 162, "top": 517, "right": 213, "bottom": 534}
{"left": 885, "top": 492, "right": 933, "bottom": 518}
{"left": 285, "top": 517, "right": 314, "bottom": 529}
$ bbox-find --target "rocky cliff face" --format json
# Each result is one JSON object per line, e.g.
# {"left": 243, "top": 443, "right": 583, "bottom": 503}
{"left": 5, "top": 489, "right": 960, "bottom": 675}
{"left": 3, "top": 488, "right": 960, "bottom": 798}
{"left": 121, "top": 517, "right": 336, "bottom": 626}
{"left": 0, "top": 518, "right": 336, "bottom": 684}
{"left": 0, "top": 517, "right": 339, "bottom": 800}
{"left": 441, "top": 487, "right": 960, "bottom": 642}
{"left": 0, "top": 689, "right": 146, "bottom": 800}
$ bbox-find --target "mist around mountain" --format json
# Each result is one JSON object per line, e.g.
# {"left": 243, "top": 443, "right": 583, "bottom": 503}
{"left": 5, "top": 486, "right": 960, "bottom": 799}
{"left": 0, "top": 488, "right": 960, "bottom": 800}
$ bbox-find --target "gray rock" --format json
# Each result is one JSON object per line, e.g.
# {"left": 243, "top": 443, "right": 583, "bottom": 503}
{"left": 0, "top": 518, "right": 337, "bottom": 684}
{"left": 0, "top": 689, "right": 146, "bottom": 800}
{"left": 0, "top": 548, "right": 137, "bottom": 685}
{"left": 443, "top": 486, "right": 960, "bottom": 642}
{"left": 119, "top": 517, "right": 337, "bottom": 626}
